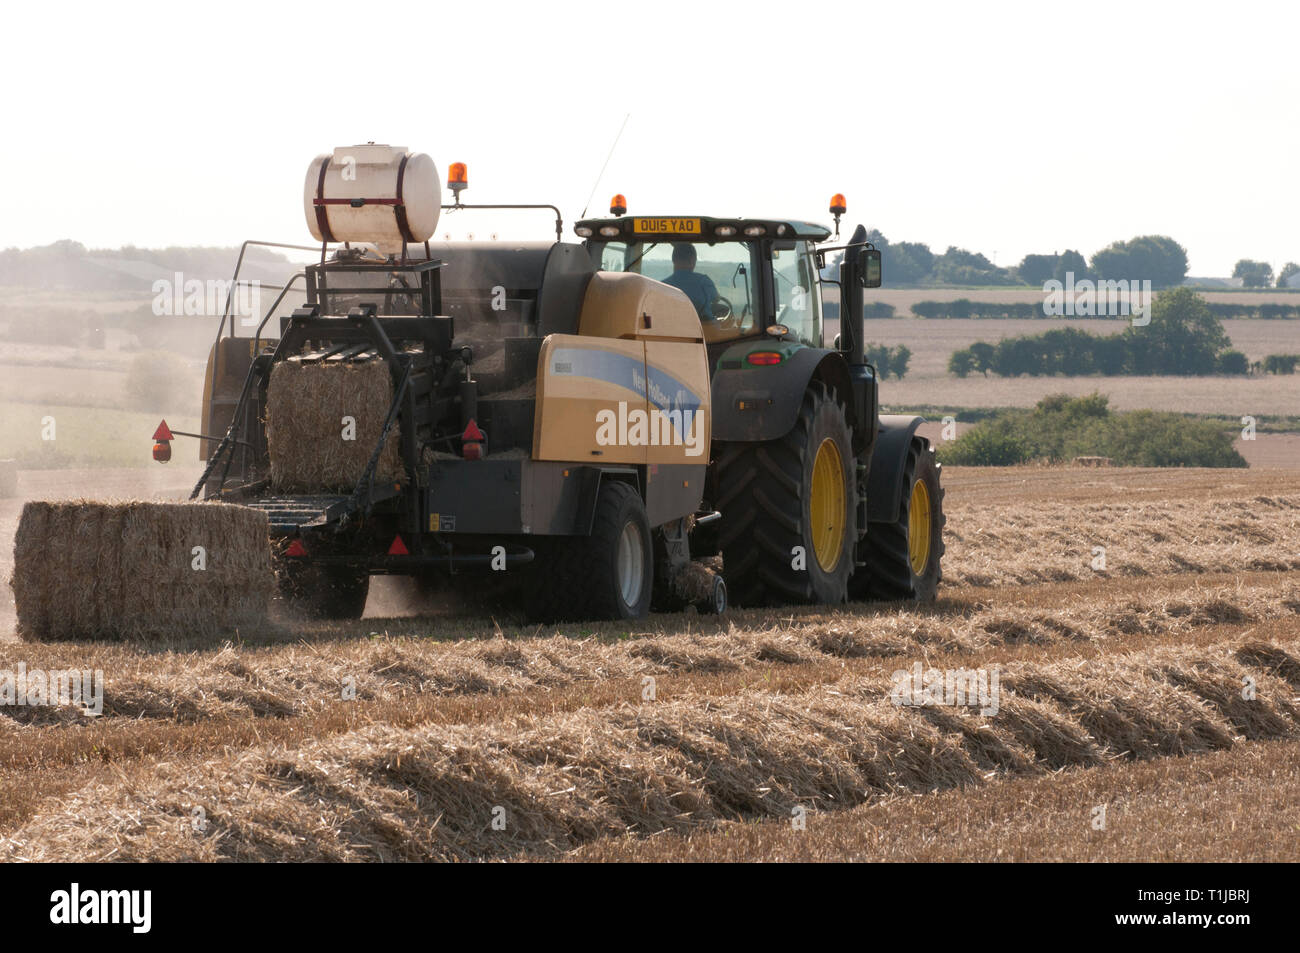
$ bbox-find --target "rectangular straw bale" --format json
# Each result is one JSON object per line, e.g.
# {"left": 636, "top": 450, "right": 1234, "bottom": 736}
{"left": 265, "top": 359, "right": 404, "bottom": 492}
{"left": 10, "top": 500, "right": 271, "bottom": 642}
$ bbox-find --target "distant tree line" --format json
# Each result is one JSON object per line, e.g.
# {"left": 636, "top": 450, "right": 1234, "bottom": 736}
{"left": 858, "top": 230, "right": 1196, "bottom": 288}
{"left": 911, "top": 298, "right": 1300, "bottom": 320}
{"left": 857, "top": 230, "right": 1297, "bottom": 290}
{"left": 863, "top": 229, "right": 1020, "bottom": 286}
{"left": 1263, "top": 354, "right": 1299, "bottom": 374}
{"left": 1233, "top": 259, "right": 1300, "bottom": 288}
{"left": 864, "top": 343, "right": 911, "bottom": 380}
{"left": 822, "top": 300, "right": 896, "bottom": 320}
{"left": 946, "top": 289, "right": 1252, "bottom": 377}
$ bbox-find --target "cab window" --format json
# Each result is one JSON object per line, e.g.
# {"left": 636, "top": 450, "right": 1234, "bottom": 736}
{"left": 770, "top": 241, "right": 822, "bottom": 347}
{"left": 598, "top": 241, "right": 628, "bottom": 272}
{"left": 599, "top": 240, "right": 758, "bottom": 344}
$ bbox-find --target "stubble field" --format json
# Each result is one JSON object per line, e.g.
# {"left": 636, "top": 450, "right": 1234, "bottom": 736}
{"left": 1, "top": 464, "right": 1297, "bottom": 861}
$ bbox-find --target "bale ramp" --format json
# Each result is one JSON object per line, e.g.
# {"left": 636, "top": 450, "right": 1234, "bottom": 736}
{"left": 9, "top": 501, "right": 271, "bottom": 642}
{"left": 265, "top": 359, "right": 404, "bottom": 492}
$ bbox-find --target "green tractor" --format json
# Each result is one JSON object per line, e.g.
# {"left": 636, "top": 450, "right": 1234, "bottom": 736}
{"left": 189, "top": 153, "right": 942, "bottom": 622}
{"left": 576, "top": 199, "right": 945, "bottom": 607}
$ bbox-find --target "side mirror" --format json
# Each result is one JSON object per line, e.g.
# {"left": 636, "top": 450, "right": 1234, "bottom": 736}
{"left": 859, "top": 246, "right": 882, "bottom": 288}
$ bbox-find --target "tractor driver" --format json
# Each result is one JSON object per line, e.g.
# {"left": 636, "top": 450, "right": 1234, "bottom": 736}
{"left": 662, "top": 243, "right": 720, "bottom": 321}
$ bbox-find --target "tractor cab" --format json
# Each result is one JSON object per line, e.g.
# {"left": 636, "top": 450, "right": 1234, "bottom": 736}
{"left": 576, "top": 214, "right": 833, "bottom": 361}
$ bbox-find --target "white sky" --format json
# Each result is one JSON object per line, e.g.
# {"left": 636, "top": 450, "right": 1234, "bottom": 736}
{"left": 2, "top": 0, "right": 1296, "bottom": 276}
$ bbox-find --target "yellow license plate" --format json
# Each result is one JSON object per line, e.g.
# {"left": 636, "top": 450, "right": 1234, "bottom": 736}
{"left": 633, "top": 217, "right": 700, "bottom": 235}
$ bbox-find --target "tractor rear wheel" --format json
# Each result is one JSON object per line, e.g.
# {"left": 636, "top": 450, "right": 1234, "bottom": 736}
{"left": 853, "top": 436, "right": 944, "bottom": 601}
{"left": 275, "top": 562, "right": 370, "bottom": 620}
{"left": 527, "top": 480, "right": 653, "bottom": 622}
{"left": 715, "top": 381, "right": 856, "bottom": 607}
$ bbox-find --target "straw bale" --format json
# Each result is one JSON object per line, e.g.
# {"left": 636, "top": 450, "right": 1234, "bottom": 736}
{"left": 10, "top": 500, "right": 270, "bottom": 642}
{"left": 265, "top": 359, "right": 404, "bottom": 492}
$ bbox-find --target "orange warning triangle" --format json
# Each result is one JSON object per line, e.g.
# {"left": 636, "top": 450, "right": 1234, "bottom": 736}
{"left": 153, "top": 419, "right": 174, "bottom": 441}
{"left": 388, "top": 535, "right": 409, "bottom": 556}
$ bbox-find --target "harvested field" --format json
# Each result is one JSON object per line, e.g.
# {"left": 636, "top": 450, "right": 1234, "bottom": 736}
{"left": 0, "top": 466, "right": 1298, "bottom": 860}
{"left": 9, "top": 500, "right": 270, "bottom": 642}
{"left": 265, "top": 359, "right": 404, "bottom": 491}
{"left": 945, "top": 493, "right": 1300, "bottom": 587}
{"left": 567, "top": 737, "right": 1300, "bottom": 862}
{"left": 1, "top": 577, "right": 1297, "bottom": 726}
{"left": 2, "top": 635, "right": 1298, "bottom": 860}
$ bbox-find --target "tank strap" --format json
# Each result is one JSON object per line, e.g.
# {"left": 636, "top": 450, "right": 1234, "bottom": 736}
{"left": 314, "top": 156, "right": 337, "bottom": 243}
{"left": 392, "top": 153, "right": 415, "bottom": 244}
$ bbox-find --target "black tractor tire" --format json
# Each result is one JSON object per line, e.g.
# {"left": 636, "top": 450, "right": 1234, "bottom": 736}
{"left": 526, "top": 481, "right": 654, "bottom": 622}
{"left": 275, "top": 561, "right": 370, "bottom": 620}
{"left": 715, "top": 381, "right": 856, "bottom": 607}
{"left": 853, "top": 436, "right": 945, "bottom": 602}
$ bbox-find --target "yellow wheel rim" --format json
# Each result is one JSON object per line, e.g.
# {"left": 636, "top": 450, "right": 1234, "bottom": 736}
{"left": 908, "top": 479, "right": 932, "bottom": 576}
{"left": 810, "top": 438, "right": 846, "bottom": 572}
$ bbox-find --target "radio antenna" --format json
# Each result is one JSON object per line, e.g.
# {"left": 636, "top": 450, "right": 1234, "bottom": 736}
{"left": 580, "top": 113, "right": 630, "bottom": 219}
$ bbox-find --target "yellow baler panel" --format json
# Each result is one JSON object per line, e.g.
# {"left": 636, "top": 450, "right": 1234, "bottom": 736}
{"left": 578, "top": 271, "right": 704, "bottom": 342}
{"left": 532, "top": 334, "right": 712, "bottom": 466}
{"left": 533, "top": 335, "right": 649, "bottom": 465}
{"left": 644, "top": 340, "right": 711, "bottom": 465}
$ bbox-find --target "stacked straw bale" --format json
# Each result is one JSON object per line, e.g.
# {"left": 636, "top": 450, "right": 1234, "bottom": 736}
{"left": 265, "top": 359, "right": 404, "bottom": 492}
{"left": 10, "top": 500, "right": 271, "bottom": 642}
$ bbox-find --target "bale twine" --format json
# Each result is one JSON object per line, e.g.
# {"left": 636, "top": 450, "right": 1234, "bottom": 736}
{"left": 265, "top": 359, "right": 405, "bottom": 492}
{"left": 9, "top": 500, "right": 271, "bottom": 642}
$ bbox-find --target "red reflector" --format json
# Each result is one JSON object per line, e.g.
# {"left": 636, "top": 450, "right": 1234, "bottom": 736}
{"left": 152, "top": 419, "right": 174, "bottom": 441}
{"left": 152, "top": 441, "right": 171, "bottom": 463}
{"left": 746, "top": 351, "right": 783, "bottom": 366}
{"left": 462, "top": 442, "right": 482, "bottom": 461}
{"left": 388, "top": 535, "right": 409, "bottom": 556}
{"left": 463, "top": 419, "right": 485, "bottom": 442}
{"left": 285, "top": 539, "right": 307, "bottom": 557}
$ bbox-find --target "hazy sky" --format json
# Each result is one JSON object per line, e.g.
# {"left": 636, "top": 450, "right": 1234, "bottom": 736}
{"left": 3, "top": 0, "right": 1296, "bottom": 275}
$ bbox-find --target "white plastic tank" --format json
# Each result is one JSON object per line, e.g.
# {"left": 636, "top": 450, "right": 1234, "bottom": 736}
{"left": 303, "top": 144, "right": 440, "bottom": 251}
